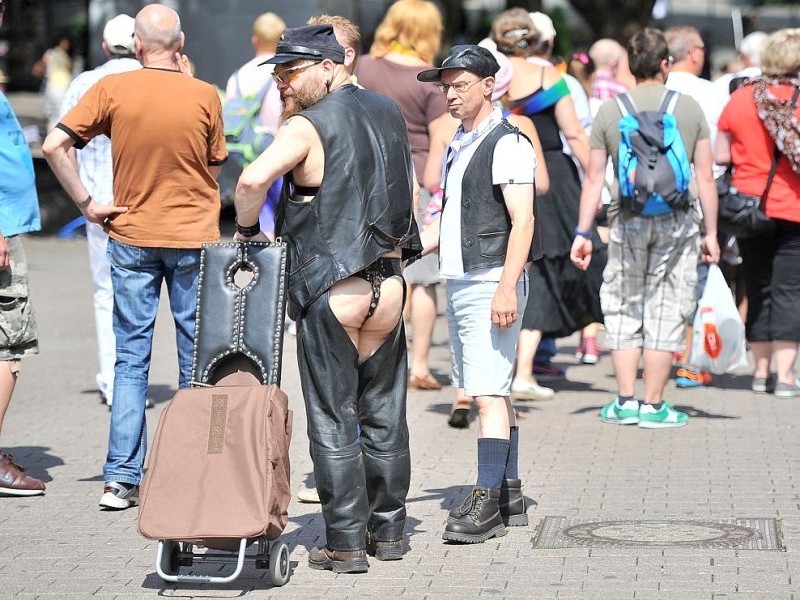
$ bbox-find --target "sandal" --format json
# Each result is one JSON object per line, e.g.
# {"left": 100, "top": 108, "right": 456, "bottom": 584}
{"left": 408, "top": 373, "right": 442, "bottom": 390}
{"left": 447, "top": 399, "right": 471, "bottom": 429}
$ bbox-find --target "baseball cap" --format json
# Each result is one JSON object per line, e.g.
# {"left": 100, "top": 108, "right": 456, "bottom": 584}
{"left": 417, "top": 45, "right": 500, "bottom": 83}
{"left": 529, "top": 12, "right": 556, "bottom": 42}
{"left": 261, "top": 24, "right": 345, "bottom": 65}
{"left": 103, "top": 14, "right": 135, "bottom": 55}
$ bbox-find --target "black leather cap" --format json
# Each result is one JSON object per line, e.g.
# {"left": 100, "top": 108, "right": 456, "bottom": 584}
{"left": 417, "top": 45, "right": 500, "bottom": 82}
{"left": 261, "top": 24, "right": 345, "bottom": 65}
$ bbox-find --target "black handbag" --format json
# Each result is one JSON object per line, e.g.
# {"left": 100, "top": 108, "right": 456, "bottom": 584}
{"left": 718, "top": 85, "right": 800, "bottom": 239}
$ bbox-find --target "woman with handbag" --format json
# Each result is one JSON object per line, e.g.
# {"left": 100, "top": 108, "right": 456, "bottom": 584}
{"left": 716, "top": 28, "right": 800, "bottom": 397}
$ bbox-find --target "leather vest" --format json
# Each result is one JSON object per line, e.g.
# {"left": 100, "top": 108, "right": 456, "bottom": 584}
{"left": 276, "top": 84, "right": 421, "bottom": 315}
{"left": 443, "top": 120, "right": 542, "bottom": 273}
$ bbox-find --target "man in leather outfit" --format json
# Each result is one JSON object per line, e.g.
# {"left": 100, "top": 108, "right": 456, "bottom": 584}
{"left": 417, "top": 45, "right": 536, "bottom": 544}
{"left": 233, "top": 25, "right": 420, "bottom": 574}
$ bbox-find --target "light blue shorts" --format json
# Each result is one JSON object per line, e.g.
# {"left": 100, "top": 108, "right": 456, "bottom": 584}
{"left": 446, "top": 278, "right": 526, "bottom": 397}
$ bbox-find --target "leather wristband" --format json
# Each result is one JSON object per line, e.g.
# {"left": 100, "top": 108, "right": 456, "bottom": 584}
{"left": 236, "top": 221, "right": 260, "bottom": 237}
{"left": 76, "top": 195, "right": 92, "bottom": 210}
{"left": 573, "top": 227, "right": 591, "bottom": 239}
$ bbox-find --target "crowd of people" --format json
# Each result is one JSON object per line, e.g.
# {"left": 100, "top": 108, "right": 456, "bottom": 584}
{"left": 0, "top": 0, "right": 798, "bottom": 577}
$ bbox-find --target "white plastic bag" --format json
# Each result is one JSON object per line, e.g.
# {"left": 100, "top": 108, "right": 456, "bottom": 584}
{"left": 688, "top": 264, "right": 748, "bottom": 374}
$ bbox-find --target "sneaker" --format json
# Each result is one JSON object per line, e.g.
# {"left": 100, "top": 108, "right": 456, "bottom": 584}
{"left": 511, "top": 378, "right": 555, "bottom": 401}
{"left": 774, "top": 380, "right": 800, "bottom": 398}
{"left": 581, "top": 336, "right": 600, "bottom": 365}
{"left": 532, "top": 362, "right": 566, "bottom": 381}
{"left": 575, "top": 339, "right": 585, "bottom": 362}
{"left": 600, "top": 396, "right": 640, "bottom": 425}
{"left": 752, "top": 375, "right": 774, "bottom": 394}
{"left": 99, "top": 481, "right": 139, "bottom": 510}
{"left": 0, "top": 454, "right": 46, "bottom": 496}
{"left": 675, "top": 367, "right": 713, "bottom": 388}
{"left": 638, "top": 402, "right": 688, "bottom": 429}
{"left": 297, "top": 487, "right": 321, "bottom": 503}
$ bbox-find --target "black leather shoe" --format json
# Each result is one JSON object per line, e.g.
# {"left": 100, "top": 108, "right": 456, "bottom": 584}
{"left": 443, "top": 488, "right": 507, "bottom": 543}
{"left": 366, "top": 531, "right": 404, "bottom": 561}
{"left": 308, "top": 546, "right": 369, "bottom": 573}
{"left": 499, "top": 478, "right": 528, "bottom": 527}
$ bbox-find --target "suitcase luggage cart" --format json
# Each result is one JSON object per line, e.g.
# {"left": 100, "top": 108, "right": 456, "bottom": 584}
{"left": 138, "top": 241, "right": 292, "bottom": 586}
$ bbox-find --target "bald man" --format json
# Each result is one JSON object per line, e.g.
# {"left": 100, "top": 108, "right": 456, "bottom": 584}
{"left": 589, "top": 39, "right": 629, "bottom": 104}
{"left": 43, "top": 3, "right": 227, "bottom": 510}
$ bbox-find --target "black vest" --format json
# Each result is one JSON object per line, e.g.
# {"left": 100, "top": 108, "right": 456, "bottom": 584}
{"left": 443, "top": 119, "right": 542, "bottom": 273}
{"left": 276, "top": 85, "right": 421, "bottom": 315}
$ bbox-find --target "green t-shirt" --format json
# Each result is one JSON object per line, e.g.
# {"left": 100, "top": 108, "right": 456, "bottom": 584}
{"left": 590, "top": 83, "right": 709, "bottom": 217}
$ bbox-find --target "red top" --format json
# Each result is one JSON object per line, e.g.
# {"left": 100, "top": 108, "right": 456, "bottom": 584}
{"left": 718, "top": 83, "right": 800, "bottom": 223}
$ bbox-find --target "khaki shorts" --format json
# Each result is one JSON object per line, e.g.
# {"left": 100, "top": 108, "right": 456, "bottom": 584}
{"left": 601, "top": 210, "right": 700, "bottom": 352}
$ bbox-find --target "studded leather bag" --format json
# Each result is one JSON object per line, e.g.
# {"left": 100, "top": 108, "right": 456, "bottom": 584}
{"left": 138, "top": 241, "right": 292, "bottom": 550}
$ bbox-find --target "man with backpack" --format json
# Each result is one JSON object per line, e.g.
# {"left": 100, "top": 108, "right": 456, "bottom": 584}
{"left": 571, "top": 28, "right": 720, "bottom": 429}
{"left": 220, "top": 13, "right": 285, "bottom": 224}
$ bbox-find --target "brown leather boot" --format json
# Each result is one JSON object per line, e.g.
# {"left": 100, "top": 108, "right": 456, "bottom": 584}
{"left": 366, "top": 531, "right": 404, "bottom": 561}
{"left": 308, "top": 546, "right": 369, "bottom": 573}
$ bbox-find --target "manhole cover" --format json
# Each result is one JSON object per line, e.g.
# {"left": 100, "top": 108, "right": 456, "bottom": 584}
{"left": 532, "top": 517, "right": 783, "bottom": 550}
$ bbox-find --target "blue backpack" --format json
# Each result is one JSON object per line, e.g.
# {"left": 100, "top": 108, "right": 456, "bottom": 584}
{"left": 615, "top": 90, "right": 692, "bottom": 216}
{"left": 223, "top": 73, "right": 274, "bottom": 170}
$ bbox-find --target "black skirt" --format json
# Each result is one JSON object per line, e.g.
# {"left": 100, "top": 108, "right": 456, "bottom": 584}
{"left": 521, "top": 247, "right": 606, "bottom": 338}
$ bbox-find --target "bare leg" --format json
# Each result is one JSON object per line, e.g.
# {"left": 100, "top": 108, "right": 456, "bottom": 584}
{"left": 750, "top": 341, "right": 772, "bottom": 380}
{"left": 611, "top": 348, "right": 640, "bottom": 397}
{"left": 680, "top": 325, "right": 694, "bottom": 365}
{"left": 0, "top": 361, "right": 18, "bottom": 441}
{"left": 642, "top": 349, "right": 673, "bottom": 404}
{"left": 774, "top": 340, "right": 798, "bottom": 386}
{"left": 474, "top": 395, "right": 512, "bottom": 440}
{"left": 514, "top": 328, "right": 542, "bottom": 384}
{"left": 408, "top": 284, "right": 437, "bottom": 379}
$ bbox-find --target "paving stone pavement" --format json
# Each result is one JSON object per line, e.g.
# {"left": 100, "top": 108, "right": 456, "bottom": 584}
{"left": 2, "top": 235, "right": 800, "bottom": 599}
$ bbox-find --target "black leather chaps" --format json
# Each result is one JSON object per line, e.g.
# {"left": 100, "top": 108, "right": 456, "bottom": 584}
{"left": 295, "top": 286, "right": 411, "bottom": 551}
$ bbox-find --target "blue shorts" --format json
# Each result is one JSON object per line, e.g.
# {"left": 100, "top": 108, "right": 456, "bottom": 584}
{"left": 446, "top": 278, "right": 526, "bottom": 397}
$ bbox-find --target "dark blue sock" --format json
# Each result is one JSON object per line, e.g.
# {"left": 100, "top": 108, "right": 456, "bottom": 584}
{"left": 476, "top": 438, "right": 510, "bottom": 490}
{"left": 505, "top": 427, "right": 519, "bottom": 480}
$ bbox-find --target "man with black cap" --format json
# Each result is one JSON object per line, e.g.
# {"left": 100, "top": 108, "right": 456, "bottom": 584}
{"left": 233, "top": 24, "right": 421, "bottom": 573}
{"left": 417, "top": 45, "right": 537, "bottom": 543}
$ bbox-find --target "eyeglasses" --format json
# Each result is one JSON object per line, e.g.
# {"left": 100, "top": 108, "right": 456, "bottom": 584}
{"left": 437, "top": 79, "right": 483, "bottom": 95}
{"left": 692, "top": 44, "right": 706, "bottom": 53}
{"left": 271, "top": 62, "right": 318, "bottom": 85}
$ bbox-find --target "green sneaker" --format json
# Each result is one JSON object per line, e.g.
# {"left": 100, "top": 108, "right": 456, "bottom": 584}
{"left": 638, "top": 401, "right": 688, "bottom": 429}
{"left": 600, "top": 396, "right": 640, "bottom": 425}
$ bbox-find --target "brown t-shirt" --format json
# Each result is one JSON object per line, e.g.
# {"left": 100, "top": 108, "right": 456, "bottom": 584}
{"left": 59, "top": 67, "right": 227, "bottom": 248}
{"left": 355, "top": 56, "right": 447, "bottom": 183}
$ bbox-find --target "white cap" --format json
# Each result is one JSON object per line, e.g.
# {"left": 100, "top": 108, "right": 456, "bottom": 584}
{"left": 529, "top": 11, "right": 556, "bottom": 42}
{"left": 103, "top": 14, "right": 136, "bottom": 55}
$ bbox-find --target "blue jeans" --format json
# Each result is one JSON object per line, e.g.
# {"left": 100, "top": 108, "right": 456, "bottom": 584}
{"left": 103, "top": 240, "right": 201, "bottom": 485}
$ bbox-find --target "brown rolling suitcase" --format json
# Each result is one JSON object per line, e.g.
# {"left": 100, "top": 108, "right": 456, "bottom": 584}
{"left": 137, "top": 241, "right": 293, "bottom": 585}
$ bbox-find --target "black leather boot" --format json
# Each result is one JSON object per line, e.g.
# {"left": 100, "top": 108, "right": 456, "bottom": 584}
{"left": 499, "top": 478, "right": 528, "bottom": 527}
{"left": 443, "top": 488, "right": 507, "bottom": 543}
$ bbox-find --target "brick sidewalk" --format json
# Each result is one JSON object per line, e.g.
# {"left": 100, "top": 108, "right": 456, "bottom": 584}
{"left": 1, "top": 236, "right": 799, "bottom": 599}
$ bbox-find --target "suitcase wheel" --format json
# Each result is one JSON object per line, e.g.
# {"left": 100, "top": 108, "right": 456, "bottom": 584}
{"left": 269, "top": 541, "right": 290, "bottom": 586}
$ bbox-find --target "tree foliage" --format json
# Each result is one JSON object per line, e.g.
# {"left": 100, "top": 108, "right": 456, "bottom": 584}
{"left": 557, "top": 0, "right": 657, "bottom": 42}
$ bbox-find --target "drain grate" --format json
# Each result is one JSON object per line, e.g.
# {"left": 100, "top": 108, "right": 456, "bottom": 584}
{"left": 532, "top": 517, "right": 783, "bottom": 550}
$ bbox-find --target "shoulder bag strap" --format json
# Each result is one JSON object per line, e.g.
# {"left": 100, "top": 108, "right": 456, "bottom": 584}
{"left": 760, "top": 84, "right": 800, "bottom": 210}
